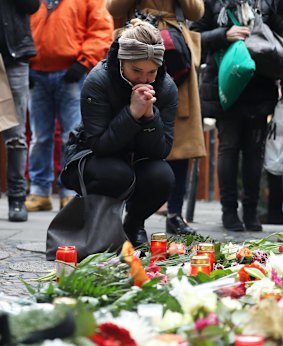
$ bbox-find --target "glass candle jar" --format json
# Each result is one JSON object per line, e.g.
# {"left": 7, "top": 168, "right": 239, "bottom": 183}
{"left": 150, "top": 232, "right": 167, "bottom": 262}
{"left": 197, "top": 243, "right": 215, "bottom": 271}
{"left": 235, "top": 335, "right": 264, "bottom": 346}
{"left": 56, "top": 246, "right": 77, "bottom": 282}
{"left": 260, "top": 287, "right": 283, "bottom": 302}
{"left": 190, "top": 255, "right": 211, "bottom": 276}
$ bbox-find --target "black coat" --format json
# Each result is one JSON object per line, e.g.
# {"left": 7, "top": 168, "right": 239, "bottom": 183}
{"left": 64, "top": 40, "right": 178, "bottom": 167}
{"left": 191, "top": 0, "right": 283, "bottom": 119}
{"left": 0, "top": 0, "right": 40, "bottom": 64}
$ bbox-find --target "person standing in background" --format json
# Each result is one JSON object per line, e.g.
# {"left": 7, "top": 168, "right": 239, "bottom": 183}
{"left": 106, "top": 0, "right": 206, "bottom": 236}
{"left": 191, "top": 0, "right": 283, "bottom": 232}
{"left": 0, "top": 0, "right": 40, "bottom": 222}
{"left": 26, "top": 0, "right": 114, "bottom": 212}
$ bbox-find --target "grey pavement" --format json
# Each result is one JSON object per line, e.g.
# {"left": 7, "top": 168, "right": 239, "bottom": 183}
{"left": 0, "top": 194, "right": 282, "bottom": 297}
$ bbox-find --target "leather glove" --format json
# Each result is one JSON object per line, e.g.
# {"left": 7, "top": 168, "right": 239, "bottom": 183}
{"left": 64, "top": 61, "right": 87, "bottom": 83}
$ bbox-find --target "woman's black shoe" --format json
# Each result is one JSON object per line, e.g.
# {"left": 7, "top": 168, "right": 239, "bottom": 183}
{"left": 222, "top": 211, "right": 244, "bottom": 232}
{"left": 126, "top": 228, "right": 148, "bottom": 247}
{"left": 166, "top": 215, "right": 196, "bottom": 235}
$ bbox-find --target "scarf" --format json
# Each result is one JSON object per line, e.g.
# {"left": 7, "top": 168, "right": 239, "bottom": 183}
{"left": 217, "top": 0, "right": 256, "bottom": 29}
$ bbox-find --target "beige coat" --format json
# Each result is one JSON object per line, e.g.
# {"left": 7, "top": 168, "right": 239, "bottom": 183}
{"left": 106, "top": 0, "right": 206, "bottom": 160}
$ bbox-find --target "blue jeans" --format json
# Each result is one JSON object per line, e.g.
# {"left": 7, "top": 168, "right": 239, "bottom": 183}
{"left": 2, "top": 61, "right": 29, "bottom": 199}
{"left": 28, "top": 70, "right": 84, "bottom": 197}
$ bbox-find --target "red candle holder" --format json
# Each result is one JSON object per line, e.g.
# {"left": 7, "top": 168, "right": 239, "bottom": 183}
{"left": 190, "top": 255, "right": 211, "bottom": 276}
{"left": 197, "top": 243, "right": 215, "bottom": 271}
{"left": 150, "top": 232, "right": 167, "bottom": 262}
{"left": 56, "top": 246, "right": 77, "bottom": 282}
{"left": 235, "top": 335, "right": 264, "bottom": 346}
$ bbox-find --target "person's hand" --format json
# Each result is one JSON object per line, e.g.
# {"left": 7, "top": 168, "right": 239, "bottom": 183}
{"left": 129, "top": 84, "right": 156, "bottom": 119}
{"left": 64, "top": 61, "right": 87, "bottom": 83}
{"left": 226, "top": 25, "right": 250, "bottom": 42}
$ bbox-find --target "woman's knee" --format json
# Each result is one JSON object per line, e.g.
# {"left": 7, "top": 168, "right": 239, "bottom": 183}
{"left": 135, "top": 159, "right": 175, "bottom": 191}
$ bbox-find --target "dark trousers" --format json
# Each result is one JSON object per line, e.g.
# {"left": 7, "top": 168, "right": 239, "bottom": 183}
{"left": 61, "top": 156, "right": 175, "bottom": 229}
{"left": 216, "top": 115, "right": 267, "bottom": 211}
{"left": 167, "top": 159, "right": 189, "bottom": 215}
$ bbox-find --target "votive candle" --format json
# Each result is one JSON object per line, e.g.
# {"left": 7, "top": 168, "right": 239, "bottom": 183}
{"left": 190, "top": 255, "right": 211, "bottom": 276}
{"left": 235, "top": 335, "right": 264, "bottom": 346}
{"left": 56, "top": 246, "right": 77, "bottom": 282}
{"left": 197, "top": 243, "right": 215, "bottom": 271}
{"left": 150, "top": 232, "right": 167, "bottom": 262}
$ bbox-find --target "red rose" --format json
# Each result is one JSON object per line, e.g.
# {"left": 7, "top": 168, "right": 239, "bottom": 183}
{"left": 279, "top": 246, "right": 283, "bottom": 253}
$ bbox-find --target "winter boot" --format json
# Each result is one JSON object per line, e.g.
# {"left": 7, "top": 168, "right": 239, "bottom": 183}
{"left": 222, "top": 209, "right": 244, "bottom": 232}
{"left": 243, "top": 208, "right": 262, "bottom": 231}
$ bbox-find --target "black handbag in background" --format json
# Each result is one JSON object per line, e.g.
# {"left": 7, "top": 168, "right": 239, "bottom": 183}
{"left": 46, "top": 157, "right": 134, "bottom": 262}
{"left": 245, "top": 2, "right": 283, "bottom": 79}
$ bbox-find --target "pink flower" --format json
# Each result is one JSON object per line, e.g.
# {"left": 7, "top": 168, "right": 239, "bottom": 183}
{"left": 147, "top": 262, "right": 161, "bottom": 273}
{"left": 167, "top": 242, "right": 186, "bottom": 256}
{"left": 271, "top": 268, "right": 283, "bottom": 286}
{"left": 195, "top": 313, "right": 219, "bottom": 332}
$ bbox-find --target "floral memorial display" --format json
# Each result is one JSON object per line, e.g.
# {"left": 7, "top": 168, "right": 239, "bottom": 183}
{"left": 0, "top": 232, "right": 283, "bottom": 346}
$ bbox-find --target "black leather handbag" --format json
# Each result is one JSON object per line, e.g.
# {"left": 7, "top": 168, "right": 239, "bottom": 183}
{"left": 46, "top": 157, "right": 134, "bottom": 262}
{"left": 245, "top": 9, "right": 283, "bottom": 79}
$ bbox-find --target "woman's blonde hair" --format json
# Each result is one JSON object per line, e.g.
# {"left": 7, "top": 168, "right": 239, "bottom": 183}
{"left": 121, "top": 18, "right": 163, "bottom": 46}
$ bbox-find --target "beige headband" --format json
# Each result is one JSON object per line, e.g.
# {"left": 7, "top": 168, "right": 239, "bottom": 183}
{"left": 117, "top": 37, "right": 165, "bottom": 66}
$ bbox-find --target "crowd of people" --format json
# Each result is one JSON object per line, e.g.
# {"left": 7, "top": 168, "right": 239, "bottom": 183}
{"left": 0, "top": 0, "right": 282, "bottom": 247}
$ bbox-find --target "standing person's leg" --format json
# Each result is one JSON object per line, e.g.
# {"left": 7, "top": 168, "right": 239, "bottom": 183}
{"left": 26, "top": 70, "right": 57, "bottom": 211}
{"left": 166, "top": 159, "right": 195, "bottom": 235}
{"left": 242, "top": 115, "right": 267, "bottom": 231}
{"left": 216, "top": 117, "right": 244, "bottom": 231}
{"left": 2, "top": 61, "right": 29, "bottom": 221}
{"left": 56, "top": 76, "right": 84, "bottom": 208}
{"left": 124, "top": 159, "right": 175, "bottom": 246}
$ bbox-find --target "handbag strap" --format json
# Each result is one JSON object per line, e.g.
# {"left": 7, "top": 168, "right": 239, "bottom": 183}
{"left": 135, "top": 0, "right": 185, "bottom": 24}
{"left": 77, "top": 156, "right": 135, "bottom": 200}
{"left": 226, "top": 8, "right": 241, "bottom": 26}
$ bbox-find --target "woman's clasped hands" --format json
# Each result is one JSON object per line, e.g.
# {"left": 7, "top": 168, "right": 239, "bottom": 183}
{"left": 130, "top": 84, "right": 156, "bottom": 120}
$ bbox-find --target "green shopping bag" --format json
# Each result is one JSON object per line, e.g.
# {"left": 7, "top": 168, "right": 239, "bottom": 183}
{"left": 214, "top": 9, "right": 256, "bottom": 111}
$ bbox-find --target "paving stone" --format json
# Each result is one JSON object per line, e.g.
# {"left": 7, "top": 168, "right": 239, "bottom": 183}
{"left": 0, "top": 252, "right": 9, "bottom": 260}
{"left": 9, "top": 261, "right": 55, "bottom": 273}
{"left": 16, "top": 242, "right": 46, "bottom": 253}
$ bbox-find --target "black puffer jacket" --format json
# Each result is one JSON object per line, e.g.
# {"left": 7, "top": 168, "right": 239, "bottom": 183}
{"left": 191, "top": 0, "right": 283, "bottom": 119}
{"left": 0, "top": 0, "right": 40, "bottom": 64}
{"left": 64, "top": 40, "right": 178, "bottom": 167}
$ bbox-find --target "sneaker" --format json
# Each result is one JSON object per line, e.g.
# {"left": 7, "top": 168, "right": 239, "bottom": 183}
{"left": 60, "top": 196, "right": 74, "bottom": 209}
{"left": 25, "top": 194, "right": 53, "bottom": 212}
{"left": 166, "top": 215, "right": 196, "bottom": 235}
{"left": 222, "top": 211, "right": 244, "bottom": 232}
{"left": 8, "top": 200, "right": 28, "bottom": 222}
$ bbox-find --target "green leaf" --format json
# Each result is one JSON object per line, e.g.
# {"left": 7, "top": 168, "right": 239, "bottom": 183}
{"left": 244, "top": 267, "right": 266, "bottom": 279}
{"left": 19, "top": 278, "right": 36, "bottom": 295}
{"left": 74, "top": 305, "right": 96, "bottom": 337}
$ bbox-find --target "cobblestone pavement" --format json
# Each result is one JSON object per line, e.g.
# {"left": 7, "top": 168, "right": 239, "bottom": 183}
{"left": 0, "top": 195, "right": 282, "bottom": 297}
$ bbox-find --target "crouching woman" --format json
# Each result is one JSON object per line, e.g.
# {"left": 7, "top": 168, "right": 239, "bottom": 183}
{"left": 61, "top": 19, "right": 178, "bottom": 247}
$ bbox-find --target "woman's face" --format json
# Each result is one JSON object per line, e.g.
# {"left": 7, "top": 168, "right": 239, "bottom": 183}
{"left": 121, "top": 59, "right": 159, "bottom": 85}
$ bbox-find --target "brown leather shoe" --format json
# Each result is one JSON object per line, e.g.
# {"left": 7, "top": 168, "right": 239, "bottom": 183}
{"left": 60, "top": 196, "right": 74, "bottom": 209}
{"left": 25, "top": 195, "right": 53, "bottom": 212}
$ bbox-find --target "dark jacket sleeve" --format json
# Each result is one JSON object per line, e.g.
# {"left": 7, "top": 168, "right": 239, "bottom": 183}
{"left": 14, "top": 0, "right": 40, "bottom": 14}
{"left": 81, "top": 69, "right": 178, "bottom": 159}
{"left": 190, "top": 2, "right": 230, "bottom": 57}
